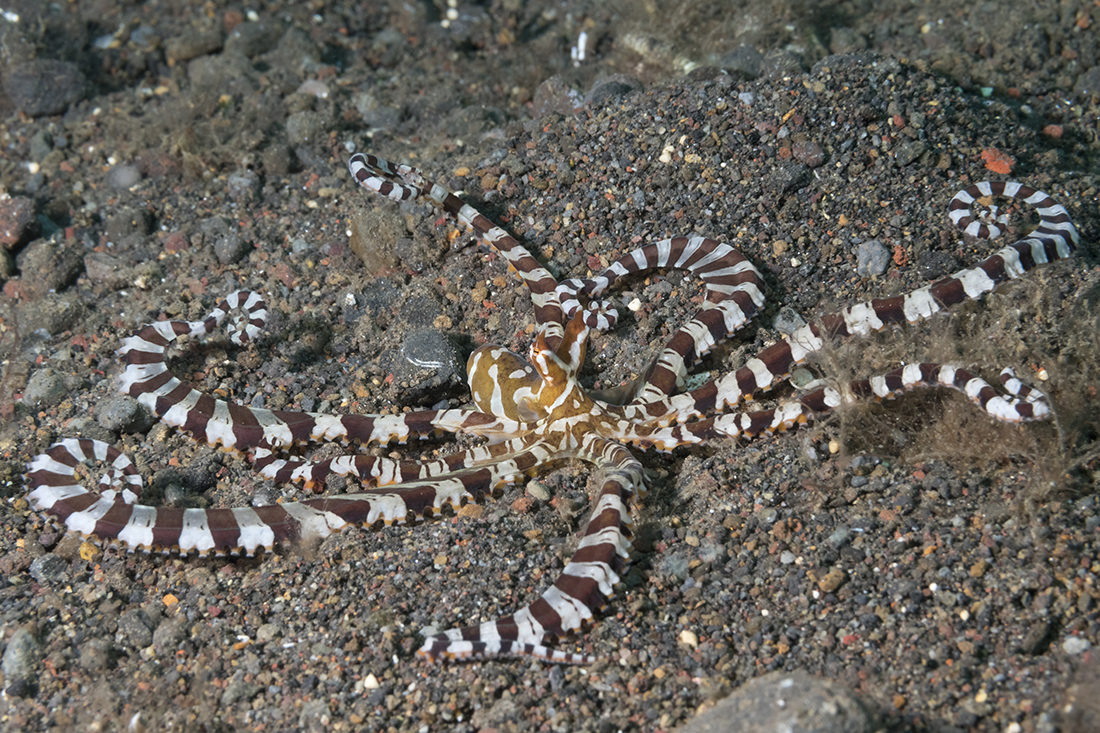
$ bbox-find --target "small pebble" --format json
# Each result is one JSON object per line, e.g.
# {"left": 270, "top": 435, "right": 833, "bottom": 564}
{"left": 5, "top": 59, "right": 85, "bottom": 116}
{"left": 856, "top": 239, "right": 890, "bottom": 277}
{"left": 0, "top": 196, "right": 36, "bottom": 247}
{"left": 1063, "top": 636, "right": 1091, "bottom": 655}
{"left": 106, "top": 164, "right": 142, "bottom": 189}
{"left": 526, "top": 480, "right": 551, "bottom": 502}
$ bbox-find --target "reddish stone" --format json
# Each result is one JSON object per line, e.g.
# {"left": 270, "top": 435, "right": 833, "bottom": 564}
{"left": 980, "top": 148, "right": 1015, "bottom": 175}
{"left": 2, "top": 279, "right": 31, "bottom": 299}
{"left": 0, "top": 197, "right": 36, "bottom": 247}
{"left": 269, "top": 262, "right": 297, "bottom": 288}
{"left": 163, "top": 231, "right": 189, "bottom": 253}
{"left": 511, "top": 496, "right": 536, "bottom": 514}
{"left": 138, "top": 150, "right": 181, "bottom": 180}
{"left": 792, "top": 139, "right": 825, "bottom": 167}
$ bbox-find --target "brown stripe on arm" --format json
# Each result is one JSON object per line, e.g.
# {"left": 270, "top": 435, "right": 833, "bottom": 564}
{"left": 180, "top": 392, "right": 216, "bottom": 435}
{"left": 92, "top": 503, "right": 141, "bottom": 539}
{"left": 41, "top": 491, "right": 102, "bottom": 520}
{"left": 868, "top": 295, "right": 906, "bottom": 325}
{"left": 149, "top": 508, "right": 186, "bottom": 549}
{"left": 928, "top": 277, "right": 967, "bottom": 308}
{"left": 276, "top": 411, "right": 320, "bottom": 443}
{"left": 203, "top": 508, "right": 248, "bottom": 551}
{"left": 250, "top": 505, "right": 299, "bottom": 543}
{"left": 224, "top": 402, "right": 264, "bottom": 446}
{"left": 814, "top": 313, "right": 851, "bottom": 339}
{"left": 124, "top": 368, "right": 172, "bottom": 397}
{"left": 124, "top": 348, "right": 167, "bottom": 365}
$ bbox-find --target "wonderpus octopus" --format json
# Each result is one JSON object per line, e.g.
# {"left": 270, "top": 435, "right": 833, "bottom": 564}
{"left": 26, "top": 152, "right": 1078, "bottom": 663}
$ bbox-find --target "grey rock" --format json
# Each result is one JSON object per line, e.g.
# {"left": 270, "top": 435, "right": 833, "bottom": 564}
{"left": 118, "top": 609, "right": 155, "bottom": 649}
{"left": 792, "top": 140, "right": 826, "bottom": 168}
{"left": 199, "top": 216, "right": 251, "bottom": 264}
{"left": 222, "top": 669, "right": 263, "bottom": 705}
{"left": 773, "top": 306, "right": 808, "bottom": 336}
{"left": 676, "top": 670, "right": 876, "bottom": 733}
{"left": 352, "top": 90, "right": 401, "bottom": 130}
{"left": 225, "top": 20, "right": 285, "bottom": 58}
{"left": 298, "top": 698, "right": 330, "bottom": 732}
{"left": 16, "top": 238, "right": 84, "bottom": 295}
{"left": 200, "top": 215, "right": 231, "bottom": 239}
{"left": 227, "top": 171, "right": 260, "bottom": 202}
{"left": 187, "top": 53, "right": 253, "bottom": 93}
{"left": 151, "top": 618, "right": 187, "bottom": 652}
{"left": 265, "top": 28, "right": 322, "bottom": 76}
{"left": 368, "top": 28, "right": 406, "bottom": 67}
{"left": 23, "top": 368, "right": 69, "bottom": 408}
{"left": 29, "top": 554, "right": 70, "bottom": 585}
{"left": 829, "top": 27, "right": 868, "bottom": 55}
{"left": 262, "top": 144, "right": 294, "bottom": 176}
{"left": 130, "top": 25, "right": 161, "bottom": 52}
{"left": 29, "top": 129, "right": 53, "bottom": 162}
{"left": 893, "top": 140, "right": 926, "bottom": 167}
{"left": 285, "top": 111, "right": 327, "bottom": 146}
{"left": 5, "top": 60, "right": 85, "bottom": 117}
{"left": 586, "top": 74, "right": 641, "bottom": 109}
{"left": 106, "top": 165, "right": 142, "bottom": 189}
{"left": 19, "top": 293, "right": 82, "bottom": 335}
{"left": 1073, "top": 66, "right": 1100, "bottom": 99}
{"left": 256, "top": 623, "right": 282, "bottom": 643}
{"left": 718, "top": 45, "right": 764, "bottom": 79}
{"left": 1063, "top": 636, "right": 1091, "bottom": 655}
{"left": 763, "top": 162, "right": 809, "bottom": 197}
{"left": 0, "top": 196, "right": 37, "bottom": 248}
{"left": 214, "top": 232, "right": 251, "bottom": 264}
{"left": 95, "top": 395, "right": 155, "bottom": 433}
{"left": 79, "top": 638, "right": 111, "bottom": 671}
{"left": 532, "top": 75, "right": 583, "bottom": 118}
{"left": 83, "top": 252, "right": 127, "bottom": 289}
{"left": 1, "top": 627, "right": 39, "bottom": 696}
{"left": 400, "top": 329, "right": 463, "bottom": 382}
{"left": 105, "top": 206, "right": 154, "bottom": 244}
{"left": 762, "top": 49, "right": 805, "bottom": 79}
{"left": 165, "top": 24, "right": 223, "bottom": 64}
{"left": 856, "top": 239, "right": 890, "bottom": 277}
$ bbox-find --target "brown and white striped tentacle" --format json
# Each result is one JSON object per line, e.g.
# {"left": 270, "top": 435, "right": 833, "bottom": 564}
{"left": 418, "top": 433, "right": 639, "bottom": 663}
{"left": 623, "top": 238, "right": 765, "bottom": 404}
{"left": 617, "top": 389, "right": 839, "bottom": 451}
{"left": 848, "top": 363, "right": 1051, "bottom": 422}
{"left": 557, "top": 236, "right": 767, "bottom": 406}
{"left": 348, "top": 153, "right": 574, "bottom": 348}
{"left": 251, "top": 435, "right": 543, "bottom": 491}
{"left": 635, "top": 181, "right": 1077, "bottom": 426}
{"left": 28, "top": 438, "right": 143, "bottom": 505}
{"left": 618, "top": 362, "right": 1048, "bottom": 452}
{"left": 26, "top": 438, "right": 542, "bottom": 557}
{"left": 118, "top": 290, "right": 513, "bottom": 453}
{"left": 948, "top": 181, "right": 1077, "bottom": 245}
{"left": 556, "top": 235, "right": 764, "bottom": 328}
